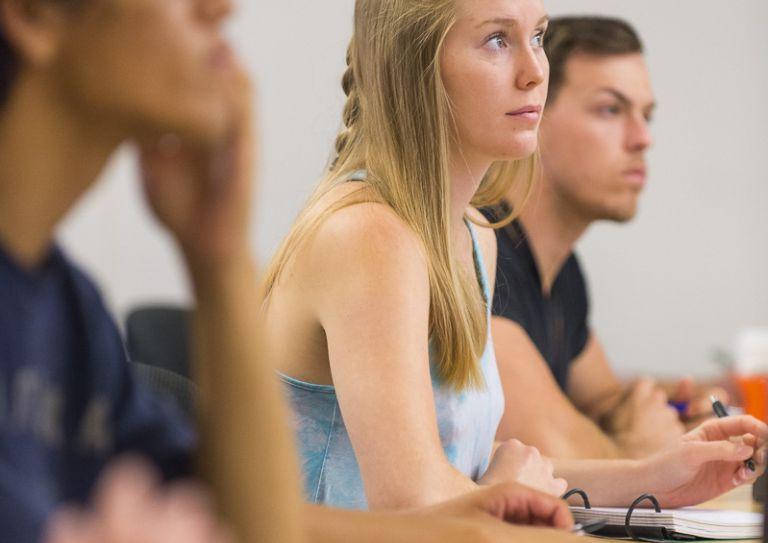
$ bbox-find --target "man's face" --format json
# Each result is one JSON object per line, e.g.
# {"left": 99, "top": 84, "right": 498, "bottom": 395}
{"left": 539, "top": 53, "right": 655, "bottom": 223}
{"left": 54, "top": 0, "right": 237, "bottom": 144}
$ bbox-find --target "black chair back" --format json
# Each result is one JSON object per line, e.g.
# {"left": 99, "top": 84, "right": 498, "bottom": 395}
{"left": 126, "top": 305, "right": 191, "bottom": 378}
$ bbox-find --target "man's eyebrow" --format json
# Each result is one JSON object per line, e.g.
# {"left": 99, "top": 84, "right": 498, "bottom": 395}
{"left": 475, "top": 15, "right": 549, "bottom": 30}
{"left": 595, "top": 87, "right": 658, "bottom": 114}
{"left": 596, "top": 87, "right": 631, "bottom": 106}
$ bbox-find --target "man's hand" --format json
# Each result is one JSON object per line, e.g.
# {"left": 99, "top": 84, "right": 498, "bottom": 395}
{"left": 140, "top": 62, "right": 254, "bottom": 270}
{"left": 44, "top": 459, "right": 233, "bottom": 543}
{"left": 669, "top": 377, "right": 730, "bottom": 426}
{"left": 603, "top": 379, "right": 685, "bottom": 458}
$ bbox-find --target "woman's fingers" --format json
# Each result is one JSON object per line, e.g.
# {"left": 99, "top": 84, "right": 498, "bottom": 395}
{"left": 732, "top": 464, "right": 761, "bottom": 487}
{"left": 684, "top": 440, "right": 753, "bottom": 465}
{"left": 692, "top": 415, "right": 768, "bottom": 442}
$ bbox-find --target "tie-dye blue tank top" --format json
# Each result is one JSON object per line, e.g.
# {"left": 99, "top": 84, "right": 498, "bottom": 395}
{"left": 279, "top": 206, "right": 505, "bottom": 510}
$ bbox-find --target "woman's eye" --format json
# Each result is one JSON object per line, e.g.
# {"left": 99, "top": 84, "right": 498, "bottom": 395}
{"left": 532, "top": 31, "right": 545, "bottom": 48}
{"left": 486, "top": 32, "right": 508, "bottom": 51}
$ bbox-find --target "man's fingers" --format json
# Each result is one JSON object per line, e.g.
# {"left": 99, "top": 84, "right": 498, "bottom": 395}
{"left": 93, "top": 457, "right": 159, "bottom": 504}
{"left": 685, "top": 398, "right": 715, "bottom": 420}
{"left": 43, "top": 507, "right": 96, "bottom": 543}
{"left": 673, "top": 377, "right": 695, "bottom": 402}
{"left": 706, "top": 387, "right": 731, "bottom": 406}
{"left": 93, "top": 457, "right": 160, "bottom": 537}
{"left": 156, "top": 482, "right": 223, "bottom": 543}
{"left": 685, "top": 386, "right": 730, "bottom": 420}
{"left": 629, "top": 378, "right": 657, "bottom": 405}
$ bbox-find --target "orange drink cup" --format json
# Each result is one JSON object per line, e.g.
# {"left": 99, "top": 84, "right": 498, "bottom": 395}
{"left": 736, "top": 374, "right": 768, "bottom": 422}
{"left": 735, "top": 329, "right": 768, "bottom": 422}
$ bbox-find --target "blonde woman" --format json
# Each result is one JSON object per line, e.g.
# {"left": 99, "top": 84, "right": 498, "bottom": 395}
{"left": 262, "top": 0, "right": 768, "bottom": 511}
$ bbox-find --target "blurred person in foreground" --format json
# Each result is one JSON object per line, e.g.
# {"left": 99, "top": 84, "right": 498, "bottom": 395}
{"left": 0, "top": 0, "right": 583, "bottom": 542}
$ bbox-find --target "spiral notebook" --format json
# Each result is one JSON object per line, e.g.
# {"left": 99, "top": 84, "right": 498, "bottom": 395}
{"left": 564, "top": 489, "right": 763, "bottom": 541}
{"left": 570, "top": 505, "right": 762, "bottom": 540}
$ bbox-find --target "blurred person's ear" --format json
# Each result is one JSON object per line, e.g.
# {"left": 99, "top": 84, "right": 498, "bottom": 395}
{"left": 0, "top": 0, "right": 68, "bottom": 67}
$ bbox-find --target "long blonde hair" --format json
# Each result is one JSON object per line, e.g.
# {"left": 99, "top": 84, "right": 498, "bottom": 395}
{"left": 263, "top": 0, "right": 538, "bottom": 390}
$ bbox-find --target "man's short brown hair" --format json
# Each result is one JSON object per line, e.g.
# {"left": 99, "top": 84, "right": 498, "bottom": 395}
{"left": 544, "top": 16, "right": 644, "bottom": 104}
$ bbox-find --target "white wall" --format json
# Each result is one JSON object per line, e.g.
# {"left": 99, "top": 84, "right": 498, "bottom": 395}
{"left": 59, "top": 0, "right": 767, "bottom": 378}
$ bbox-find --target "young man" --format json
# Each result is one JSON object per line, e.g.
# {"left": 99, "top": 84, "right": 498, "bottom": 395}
{"left": 0, "top": 1, "right": 580, "bottom": 542}
{"left": 0, "top": 0, "right": 307, "bottom": 540}
{"left": 485, "top": 16, "right": 724, "bottom": 460}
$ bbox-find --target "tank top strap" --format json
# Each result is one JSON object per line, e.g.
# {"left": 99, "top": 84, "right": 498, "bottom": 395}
{"left": 345, "top": 169, "right": 368, "bottom": 182}
{"left": 464, "top": 218, "right": 491, "bottom": 310}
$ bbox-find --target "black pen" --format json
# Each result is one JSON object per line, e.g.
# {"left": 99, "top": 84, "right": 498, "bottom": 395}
{"left": 710, "top": 395, "right": 756, "bottom": 472}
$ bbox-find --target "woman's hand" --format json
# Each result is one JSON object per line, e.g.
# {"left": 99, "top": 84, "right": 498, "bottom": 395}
{"left": 479, "top": 440, "right": 568, "bottom": 497}
{"left": 642, "top": 415, "right": 768, "bottom": 508}
{"left": 44, "top": 459, "right": 233, "bottom": 543}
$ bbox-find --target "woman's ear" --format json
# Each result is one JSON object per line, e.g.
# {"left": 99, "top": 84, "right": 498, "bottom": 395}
{"left": 0, "top": 0, "right": 68, "bottom": 68}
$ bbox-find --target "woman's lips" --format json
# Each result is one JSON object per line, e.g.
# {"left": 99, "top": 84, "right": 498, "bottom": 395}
{"left": 506, "top": 105, "right": 542, "bottom": 123}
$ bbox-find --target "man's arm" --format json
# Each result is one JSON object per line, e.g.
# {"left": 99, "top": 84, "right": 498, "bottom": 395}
{"left": 566, "top": 335, "right": 625, "bottom": 420}
{"left": 140, "top": 70, "right": 304, "bottom": 543}
{"left": 492, "top": 317, "right": 624, "bottom": 459}
{"left": 568, "top": 335, "right": 685, "bottom": 457}
{"left": 568, "top": 334, "right": 724, "bottom": 429}
{"left": 190, "top": 257, "right": 304, "bottom": 543}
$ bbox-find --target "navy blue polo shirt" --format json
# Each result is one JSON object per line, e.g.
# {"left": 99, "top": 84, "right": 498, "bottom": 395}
{"left": 0, "top": 242, "right": 194, "bottom": 543}
{"left": 482, "top": 204, "right": 590, "bottom": 391}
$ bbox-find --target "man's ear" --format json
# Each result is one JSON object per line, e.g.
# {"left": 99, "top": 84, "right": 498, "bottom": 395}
{"left": 0, "top": 0, "right": 68, "bottom": 68}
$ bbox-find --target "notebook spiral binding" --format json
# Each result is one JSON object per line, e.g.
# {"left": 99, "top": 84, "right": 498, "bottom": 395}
{"left": 563, "top": 488, "right": 591, "bottom": 509}
{"left": 624, "top": 494, "right": 669, "bottom": 541}
{"left": 563, "top": 488, "right": 695, "bottom": 542}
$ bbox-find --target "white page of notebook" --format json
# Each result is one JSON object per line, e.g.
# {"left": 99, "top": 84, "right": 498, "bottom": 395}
{"left": 570, "top": 507, "right": 763, "bottom": 539}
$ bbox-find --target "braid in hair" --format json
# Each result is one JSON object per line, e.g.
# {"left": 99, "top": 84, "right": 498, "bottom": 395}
{"left": 332, "top": 43, "right": 360, "bottom": 169}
